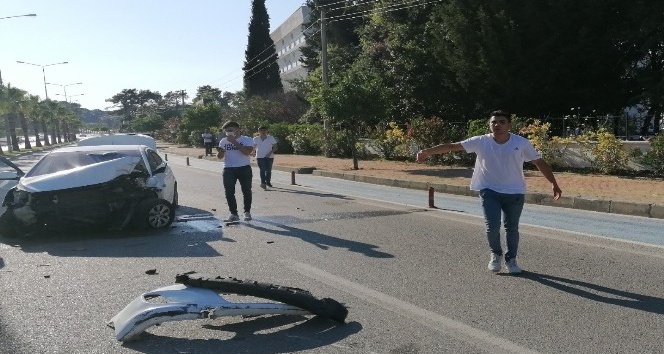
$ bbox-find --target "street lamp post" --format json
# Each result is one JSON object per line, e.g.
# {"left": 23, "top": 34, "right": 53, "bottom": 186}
{"left": 56, "top": 93, "right": 84, "bottom": 103}
{"left": 47, "top": 82, "right": 82, "bottom": 102}
{"left": 16, "top": 60, "right": 68, "bottom": 99}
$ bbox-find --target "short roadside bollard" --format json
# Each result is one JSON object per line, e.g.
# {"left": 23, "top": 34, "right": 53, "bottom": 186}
{"left": 165, "top": 154, "right": 168, "bottom": 161}
{"left": 186, "top": 157, "right": 190, "bottom": 166}
{"left": 428, "top": 186, "right": 435, "bottom": 208}
{"left": 291, "top": 171, "right": 296, "bottom": 185}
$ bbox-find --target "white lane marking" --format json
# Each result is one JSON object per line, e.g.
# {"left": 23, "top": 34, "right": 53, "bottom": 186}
{"left": 285, "top": 259, "right": 541, "bottom": 354}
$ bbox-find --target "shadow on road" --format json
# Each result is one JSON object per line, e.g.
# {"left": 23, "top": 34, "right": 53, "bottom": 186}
{"left": 0, "top": 205, "right": 225, "bottom": 258}
{"left": 244, "top": 215, "right": 397, "bottom": 258}
{"left": 124, "top": 315, "right": 362, "bottom": 354}
{"left": 521, "top": 271, "right": 664, "bottom": 315}
{"left": 266, "top": 186, "right": 353, "bottom": 200}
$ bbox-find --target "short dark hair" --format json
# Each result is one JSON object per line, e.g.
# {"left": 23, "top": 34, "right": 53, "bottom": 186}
{"left": 258, "top": 126, "right": 268, "bottom": 131}
{"left": 490, "top": 110, "right": 511, "bottom": 122}
{"left": 222, "top": 121, "right": 240, "bottom": 129}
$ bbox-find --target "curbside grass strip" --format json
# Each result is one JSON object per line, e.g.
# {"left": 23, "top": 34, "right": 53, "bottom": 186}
{"left": 280, "top": 166, "right": 661, "bottom": 219}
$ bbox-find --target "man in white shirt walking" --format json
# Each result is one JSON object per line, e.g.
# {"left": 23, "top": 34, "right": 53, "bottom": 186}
{"left": 201, "top": 128, "right": 214, "bottom": 156}
{"left": 253, "top": 126, "right": 278, "bottom": 189}
{"left": 416, "top": 110, "right": 562, "bottom": 274}
{"left": 216, "top": 121, "right": 256, "bottom": 222}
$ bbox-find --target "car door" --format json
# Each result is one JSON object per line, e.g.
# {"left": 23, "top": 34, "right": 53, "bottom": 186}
{"left": 144, "top": 148, "right": 175, "bottom": 203}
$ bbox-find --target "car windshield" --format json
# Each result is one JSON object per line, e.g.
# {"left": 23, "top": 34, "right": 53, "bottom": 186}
{"left": 26, "top": 150, "right": 142, "bottom": 177}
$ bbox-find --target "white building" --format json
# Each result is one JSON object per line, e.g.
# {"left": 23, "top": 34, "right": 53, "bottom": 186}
{"left": 270, "top": 6, "right": 312, "bottom": 90}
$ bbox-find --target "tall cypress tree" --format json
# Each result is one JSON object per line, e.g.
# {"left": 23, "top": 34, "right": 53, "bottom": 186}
{"left": 243, "top": 0, "right": 283, "bottom": 98}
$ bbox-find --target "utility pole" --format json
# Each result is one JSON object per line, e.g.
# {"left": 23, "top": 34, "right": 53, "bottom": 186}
{"left": 321, "top": 9, "right": 328, "bottom": 89}
{"left": 321, "top": 8, "right": 330, "bottom": 157}
{"left": 179, "top": 90, "right": 186, "bottom": 116}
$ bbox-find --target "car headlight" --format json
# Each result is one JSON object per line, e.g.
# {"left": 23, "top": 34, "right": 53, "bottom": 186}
{"left": 12, "top": 189, "right": 30, "bottom": 206}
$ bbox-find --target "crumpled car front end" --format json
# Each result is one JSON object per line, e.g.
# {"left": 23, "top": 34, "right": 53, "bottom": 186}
{"left": 0, "top": 154, "right": 154, "bottom": 237}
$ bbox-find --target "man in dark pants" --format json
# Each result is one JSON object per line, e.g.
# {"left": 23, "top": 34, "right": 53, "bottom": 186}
{"left": 416, "top": 110, "right": 562, "bottom": 274}
{"left": 202, "top": 128, "right": 214, "bottom": 156}
{"left": 216, "top": 121, "right": 256, "bottom": 222}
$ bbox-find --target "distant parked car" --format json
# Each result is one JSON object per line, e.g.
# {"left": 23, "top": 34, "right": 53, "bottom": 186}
{"left": 0, "top": 145, "right": 178, "bottom": 238}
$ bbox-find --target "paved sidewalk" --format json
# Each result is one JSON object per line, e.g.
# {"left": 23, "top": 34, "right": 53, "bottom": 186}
{"left": 158, "top": 143, "right": 664, "bottom": 219}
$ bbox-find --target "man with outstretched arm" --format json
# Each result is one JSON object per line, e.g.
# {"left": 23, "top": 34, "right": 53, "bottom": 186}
{"left": 416, "top": 110, "right": 562, "bottom": 274}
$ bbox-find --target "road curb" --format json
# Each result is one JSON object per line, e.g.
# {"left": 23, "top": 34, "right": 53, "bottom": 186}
{"left": 297, "top": 168, "right": 660, "bottom": 219}
{"left": 166, "top": 154, "right": 661, "bottom": 220}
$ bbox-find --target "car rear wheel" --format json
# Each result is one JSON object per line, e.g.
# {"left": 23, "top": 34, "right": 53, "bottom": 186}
{"left": 133, "top": 198, "right": 175, "bottom": 230}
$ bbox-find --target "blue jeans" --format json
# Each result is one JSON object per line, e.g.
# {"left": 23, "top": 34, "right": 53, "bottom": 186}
{"left": 256, "top": 158, "right": 274, "bottom": 185}
{"left": 222, "top": 165, "right": 252, "bottom": 215}
{"left": 479, "top": 188, "right": 525, "bottom": 261}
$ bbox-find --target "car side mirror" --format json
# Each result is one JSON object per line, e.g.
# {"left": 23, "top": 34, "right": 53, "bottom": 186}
{"left": 154, "top": 164, "right": 167, "bottom": 174}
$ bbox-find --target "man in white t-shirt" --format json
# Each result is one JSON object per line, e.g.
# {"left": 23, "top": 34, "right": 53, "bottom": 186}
{"left": 216, "top": 121, "right": 256, "bottom": 222}
{"left": 416, "top": 110, "right": 562, "bottom": 274}
{"left": 253, "top": 126, "right": 278, "bottom": 189}
{"left": 201, "top": 128, "right": 214, "bottom": 156}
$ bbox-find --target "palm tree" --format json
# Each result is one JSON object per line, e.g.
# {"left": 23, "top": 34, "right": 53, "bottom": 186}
{"left": 4, "top": 84, "right": 26, "bottom": 152}
{"left": 0, "top": 85, "right": 8, "bottom": 155}
{"left": 38, "top": 100, "right": 52, "bottom": 146}
{"left": 26, "top": 95, "right": 43, "bottom": 147}
{"left": 17, "top": 96, "right": 32, "bottom": 150}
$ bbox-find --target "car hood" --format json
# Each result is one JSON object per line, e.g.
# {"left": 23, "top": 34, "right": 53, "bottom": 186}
{"left": 19, "top": 156, "right": 144, "bottom": 193}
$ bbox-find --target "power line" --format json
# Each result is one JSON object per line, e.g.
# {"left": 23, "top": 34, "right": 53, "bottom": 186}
{"left": 216, "top": 19, "right": 321, "bottom": 90}
{"left": 327, "top": 0, "right": 438, "bottom": 23}
{"left": 319, "top": 0, "right": 376, "bottom": 10}
{"left": 323, "top": 0, "right": 379, "bottom": 12}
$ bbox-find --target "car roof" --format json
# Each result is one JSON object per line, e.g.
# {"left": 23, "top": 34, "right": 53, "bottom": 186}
{"left": 51, "top": 145, "right": 149, "bottom": 153}
{"left": 77, "top": 133, "right": 157, "bottom": 149}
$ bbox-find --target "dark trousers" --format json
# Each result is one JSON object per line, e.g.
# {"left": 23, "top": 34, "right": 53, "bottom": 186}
{"left": 204, "top": 142, "right": 214, "bottom": 156}
{"left": 256, "top": 157, "right": 274, "bottom": 185}
{"left": 222, "top": 165, "right": 252, "bottom": 215}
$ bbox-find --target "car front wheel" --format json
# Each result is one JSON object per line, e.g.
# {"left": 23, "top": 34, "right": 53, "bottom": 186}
{"left": 133, "top": 198, "right": 175, "bottom": 230}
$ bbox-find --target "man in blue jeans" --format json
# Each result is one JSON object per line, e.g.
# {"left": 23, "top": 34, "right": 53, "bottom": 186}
{"left": 416, "top": 110, "right": 562, "bottom": 273}
{"left": 216, "top": 121, "right": 256, "bottom": 222}
{"left": 253, "top": 126, "right": 278, "bottom": 189}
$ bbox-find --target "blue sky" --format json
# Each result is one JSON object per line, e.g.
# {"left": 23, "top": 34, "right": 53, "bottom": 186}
{"left": 1, "top": 0, "right": 307, "bottom": 110}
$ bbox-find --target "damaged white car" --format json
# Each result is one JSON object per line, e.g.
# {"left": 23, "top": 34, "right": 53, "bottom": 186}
{"left": 0, "top": 145, "right": 178, "bottom": 238}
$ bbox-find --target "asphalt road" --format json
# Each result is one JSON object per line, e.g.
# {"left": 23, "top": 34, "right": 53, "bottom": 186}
{"left": 0, "top": 153, "right": 662, "bottom": 354}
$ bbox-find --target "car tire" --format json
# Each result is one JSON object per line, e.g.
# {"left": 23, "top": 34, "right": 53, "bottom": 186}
{"left": 133, "top": 198, "right": 175, "bottom": 230}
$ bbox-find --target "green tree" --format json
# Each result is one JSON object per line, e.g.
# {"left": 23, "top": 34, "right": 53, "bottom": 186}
{"left": 106, "top": 89, "right": 162, "bottom": 129}
{"left": 3, "top": 84, "right": 26, "bottom": 151}
{"left": 193, "top": 85, "right": 228, "bottom": 107}
{"left": 244, "top": 0, "right": 283, "bottom": 98}
{"left": 301, "top": 0, "right": 366, "bottom": 71}
{"left": 180, "top": 104, "right": 222, "bottom": 143}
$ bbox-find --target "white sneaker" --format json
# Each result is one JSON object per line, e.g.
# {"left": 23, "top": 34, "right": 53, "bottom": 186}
{"left": 243, "top": 212, "right": 252, "bottom": 221}
{"left": 505, "top": 258, "right": 522, "bottom": 274}
{"left": 224, "top": 214, "right": 240, "bottom": 222}
{"left": 488, "top": 253, "right": 502, "bottom": 272}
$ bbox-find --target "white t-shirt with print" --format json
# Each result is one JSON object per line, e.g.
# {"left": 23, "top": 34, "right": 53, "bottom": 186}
{"left": 218, "top": 135, "right": 255, "bottom": 168}
{"left": 460, "top": 133, "right": 541, "bottom": 194}
{"left": 253, "top": 135, "right": 278, "bottom": 158}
